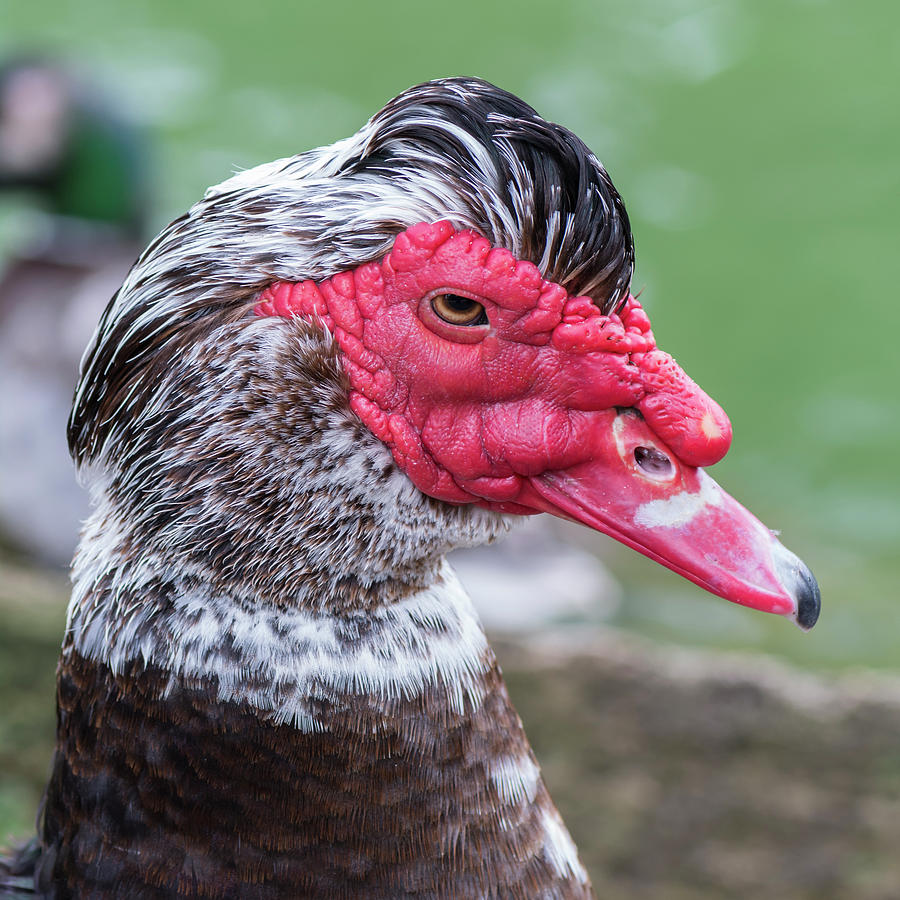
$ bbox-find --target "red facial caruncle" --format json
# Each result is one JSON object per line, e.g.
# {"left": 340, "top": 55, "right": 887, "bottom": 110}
{"left": 256, "top": 220, "right": 820, "bottom": 629}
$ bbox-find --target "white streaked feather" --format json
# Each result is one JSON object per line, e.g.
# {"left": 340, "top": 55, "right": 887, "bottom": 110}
{"left": 541, "top": 806, "right": 590, "bottom": 883}
{"left": 487, "top": 753, "right": 542, "bottom": 807}
{"left": 67, "top": 556, "right": 493, "bottom": 731}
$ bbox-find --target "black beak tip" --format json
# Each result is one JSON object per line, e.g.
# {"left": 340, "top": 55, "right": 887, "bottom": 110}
{"left": 795, "top": 564, "right": 821, "bottom": 631}
{"left": 772, "top": 539, "right": 821, "bottom": 631}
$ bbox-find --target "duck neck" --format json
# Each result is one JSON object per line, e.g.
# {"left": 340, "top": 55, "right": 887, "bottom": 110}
{"left": 41, "top": 318, "right": 592, "bottom": 896}
{"left": 43, "top": 557, "right": 592, "bottom": 898}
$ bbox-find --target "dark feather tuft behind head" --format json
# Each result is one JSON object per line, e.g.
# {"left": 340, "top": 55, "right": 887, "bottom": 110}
{"left": 350, "top": 78, "right": 634, "bottom": 308}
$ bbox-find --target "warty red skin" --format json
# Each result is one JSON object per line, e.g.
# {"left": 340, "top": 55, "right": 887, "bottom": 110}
{"left": 254, "top": 220, "right": 733, "bottom": 508}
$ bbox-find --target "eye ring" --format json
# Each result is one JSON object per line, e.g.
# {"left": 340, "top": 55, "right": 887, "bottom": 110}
{"left": 431, "top": 293, "right": 488, "bottom": 327}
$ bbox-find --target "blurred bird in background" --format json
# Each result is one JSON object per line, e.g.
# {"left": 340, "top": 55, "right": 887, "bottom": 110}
{"left": 0, "top": 58, "right": 148, "bottom": 565}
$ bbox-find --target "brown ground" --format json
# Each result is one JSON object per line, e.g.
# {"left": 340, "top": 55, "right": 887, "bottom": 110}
{"left": 2, "top": 557, "right": 899, "bottom": 898}
{"left": 498, "top": 632, "right": 900, "bottom": 900}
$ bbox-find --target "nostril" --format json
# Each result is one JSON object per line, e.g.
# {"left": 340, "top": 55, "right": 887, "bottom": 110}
{"left": 634, "top": 446, "right": 674, "bottom": 478}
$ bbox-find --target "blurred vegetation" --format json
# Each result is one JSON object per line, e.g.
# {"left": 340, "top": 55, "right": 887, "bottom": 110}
{"left": 0, "top": 556, "right": 64, "bottom": 838}
{"left": 1, "top": 0, "right": 898, "bottom": 887}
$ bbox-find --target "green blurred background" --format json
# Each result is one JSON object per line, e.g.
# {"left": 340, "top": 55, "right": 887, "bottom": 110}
{"left": 1, "top": 0, "right": 898, "bottom": 892}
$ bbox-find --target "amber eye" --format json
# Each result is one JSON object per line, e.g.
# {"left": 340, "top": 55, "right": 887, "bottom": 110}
{"left": 431, "top": 294, "right": 488, "bottom": 327}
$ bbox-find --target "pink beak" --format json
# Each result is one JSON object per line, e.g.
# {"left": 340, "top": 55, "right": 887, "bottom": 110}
{"left": 515, "top": 409, "right": 820, "bottom": 630}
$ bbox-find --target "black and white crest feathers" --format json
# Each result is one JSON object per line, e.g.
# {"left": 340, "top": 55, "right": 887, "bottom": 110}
{"left": 69, "top": 77, "right": 634, "bottom": 467}
{"left": 345, "top": 78, "right": 634, "bottom": 303}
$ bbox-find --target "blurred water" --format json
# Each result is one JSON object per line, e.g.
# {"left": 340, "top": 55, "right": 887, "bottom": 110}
{"left": 1, "top": 0, "right": 897, "bottom": 667}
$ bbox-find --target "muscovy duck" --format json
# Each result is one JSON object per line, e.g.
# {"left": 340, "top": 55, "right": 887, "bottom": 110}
{"left": 0, "top": 77, "right": 819, "bottom": 898}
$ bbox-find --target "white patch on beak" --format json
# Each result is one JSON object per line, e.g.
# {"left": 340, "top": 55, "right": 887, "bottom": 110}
{"left": 633, "top": 469, "right": 723, "bottom": 528}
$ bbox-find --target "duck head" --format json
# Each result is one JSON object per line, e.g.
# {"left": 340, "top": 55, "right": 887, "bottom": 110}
{"left": 255, "top": 220, "right": 819, "bottom": 629}
{"left": 69, "top": 77, "right": 819, "bottom": 627}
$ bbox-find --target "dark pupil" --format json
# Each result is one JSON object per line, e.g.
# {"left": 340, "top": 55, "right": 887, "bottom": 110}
{"left": 446, "top": 295, "right": 476, "bottom": 311}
